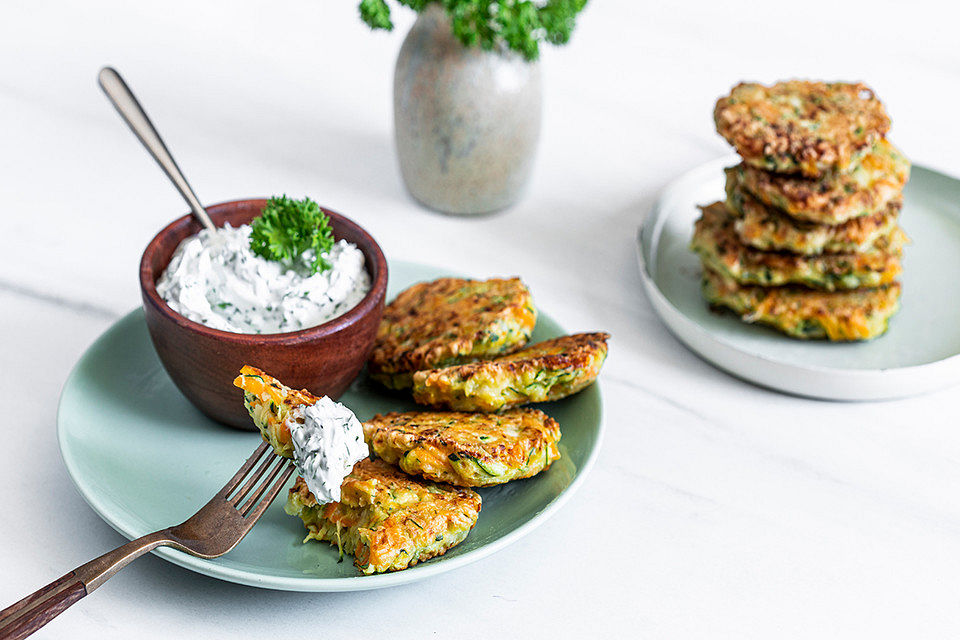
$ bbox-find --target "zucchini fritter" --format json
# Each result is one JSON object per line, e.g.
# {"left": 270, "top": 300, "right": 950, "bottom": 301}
{"left": 285, "top": 459, "right": 481, "bottom": 574}
{"left": 411, "top": 332, "right": 609, "bottom": 412}
{"left": 714, "top": 80, "right": 890, "bottom": 177}
{"left": 233, "top": 365, "right": 318, "bottom": 458}
{"left": 729, "top": 140, "right": 910, "bottom": 224}
{"left": 691, "top": 202, "right": 904, "bottom": 291}
{"left": 368, "top": 277, "right": 538, "bottom": 390}
{"left": 726, "top": 181, "right": 901, "bottom": 255}
{"left": 363, "top": 409, "right": 561, "bottom": 487}
{"left": 702, "top": 268, "right": 901, "bottom": 341}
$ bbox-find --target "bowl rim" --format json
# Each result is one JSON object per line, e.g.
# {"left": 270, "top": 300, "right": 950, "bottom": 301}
{"left": 139, "top": 198, "right": 388, "bottom": 346}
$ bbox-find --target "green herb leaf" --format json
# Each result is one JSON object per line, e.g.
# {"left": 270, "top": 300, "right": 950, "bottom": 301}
{"left": 359, "top": 0, "right": 394, "bottom": 30}
{"left": 358, "top": 0, "right": 588, "bottom": 61}
{"left": 249, "top": 195, "right": 334, "bottom": 274}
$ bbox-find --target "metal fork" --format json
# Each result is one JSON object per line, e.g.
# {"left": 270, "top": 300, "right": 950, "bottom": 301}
{"left": 0, "top": 442, "right": 294, "bottom": 640}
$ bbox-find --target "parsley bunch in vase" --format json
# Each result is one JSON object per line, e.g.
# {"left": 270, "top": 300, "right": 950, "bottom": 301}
{"left": 360, "top": 0, "right": 589, "bottom": 215}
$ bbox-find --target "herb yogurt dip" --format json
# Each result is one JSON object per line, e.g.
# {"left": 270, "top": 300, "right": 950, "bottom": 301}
{"left": 286, "top": 396, "right": 368, "bottom": 504}
{"left": 156, "top": 223, "right": 370, "bottom": 334}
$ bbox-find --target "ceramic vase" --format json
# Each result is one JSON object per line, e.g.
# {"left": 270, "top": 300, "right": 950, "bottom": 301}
{"left": 393, "top": 5, "right": 542, "bottom": 215}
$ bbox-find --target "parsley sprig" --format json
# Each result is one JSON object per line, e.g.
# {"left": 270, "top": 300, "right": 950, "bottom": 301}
{"left": 358, "top": 0, "right": 588, "bottom": 62}
{"left": 249, "top": 195, "right": 334, "bottom": 274}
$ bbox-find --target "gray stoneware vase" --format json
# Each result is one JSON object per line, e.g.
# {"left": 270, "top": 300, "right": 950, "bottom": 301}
{"left": 394, "top": 5, "right": 542, "bottom": 215}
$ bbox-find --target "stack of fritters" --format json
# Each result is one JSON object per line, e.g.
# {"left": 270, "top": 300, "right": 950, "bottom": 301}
{"left": 693, "top": 80, "right": 911, "bottom": 340}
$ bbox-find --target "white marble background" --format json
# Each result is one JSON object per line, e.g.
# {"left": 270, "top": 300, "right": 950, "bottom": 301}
{"left": 2, "top": 1, "right": 959, "bottom": 637}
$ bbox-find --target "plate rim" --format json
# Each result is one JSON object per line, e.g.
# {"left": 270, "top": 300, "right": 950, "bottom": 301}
{"left": 56, "top": 262, "right": 605, "bottom": 592}
{"left": 636, "top": 157, "right": 960, "bottom": 401}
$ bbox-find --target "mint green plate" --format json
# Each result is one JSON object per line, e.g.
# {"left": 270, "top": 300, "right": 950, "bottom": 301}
{"left": 57, "top": 261, "right": 603, "bottom": 591}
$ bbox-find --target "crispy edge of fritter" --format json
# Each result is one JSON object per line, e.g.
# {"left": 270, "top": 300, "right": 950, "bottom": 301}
{"left": 729, "top": 140, "right": 910, "bottom": 224}
{"left": 233, "top": 365, "right": 319, "bottom": 458}
{"left": 362, "top": 408, "right": 562, "bottom": 487}
{"left": 714, "top": 80, "right": 891, "bottom": 177}
{"left": 726, "top": 181, "right": 902, "bottom": 255}
{"left": 285, "top": 459, "right": 481, "bottom": 574}
{"left": 410, "top": 332, "right": 610, "bottom": 412}
{"left": 368, "top": 277, "right": 538, "bottom": 388}
{"left": 691, "top": 202, "right": 904, "bottom": 291}
{"left": 701, "top": 268, "right": 901, "bottom": 341}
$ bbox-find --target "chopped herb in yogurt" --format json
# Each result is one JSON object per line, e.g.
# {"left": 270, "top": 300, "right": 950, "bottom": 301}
{"left": 286, "top": 396, "right": 368, "bottom": 505}
{"left": 156, "top": 196, "right": 370, "bottom": 334}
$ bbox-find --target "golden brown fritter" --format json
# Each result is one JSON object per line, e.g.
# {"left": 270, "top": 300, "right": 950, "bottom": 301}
{"left": 691, "top": 202, "right": 904, "bottom": 291}
{"left": 368, "top": 277, "right": 538, "bottom": 390}
{"left": 411, "top": 332, "right": 609, "bottom": 412}
{"left": 285, "top": 459, "right": 481, "bottom": 574}
{"left": 726, "top": 182, "right": 901, "bottom": 255}
{"left": 714, "top": 80, "right": 891, "bottom": 177}
{"left": 702, "top": 268, "right": 901, "bottom": 341}
{"left": 234, "top": 365, "right": 318, "bottom": 458}
{"left": 729, "top": 139, "right": 910, "bottom": 224}
{"left": 363, "top": 408, "right": 561, "bottom": 487}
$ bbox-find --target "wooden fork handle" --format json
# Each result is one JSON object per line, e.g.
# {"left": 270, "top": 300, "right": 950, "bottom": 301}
{"left": 0, "top": 531, "right": 170, "bottom": 639}
{"left": 0, "top": 571, "right": 87, "bottom": 640}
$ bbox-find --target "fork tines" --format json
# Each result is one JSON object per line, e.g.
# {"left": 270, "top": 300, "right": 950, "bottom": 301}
{"left": 221, "top": 442, "right": 295, "bottom": 518}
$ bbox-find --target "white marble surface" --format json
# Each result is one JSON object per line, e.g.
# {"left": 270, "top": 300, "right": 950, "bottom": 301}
{"left": 2, "top": 1, "right": 959, "bottom": 637}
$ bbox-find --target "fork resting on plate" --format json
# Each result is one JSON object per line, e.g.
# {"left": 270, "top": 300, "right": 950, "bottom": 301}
{"left": 0, "top": 442, "right": 292, "bottom": 640}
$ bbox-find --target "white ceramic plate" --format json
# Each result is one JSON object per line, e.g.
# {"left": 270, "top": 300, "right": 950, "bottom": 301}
{"left": 637, "top": 157, "right": 960, "bottom": 400}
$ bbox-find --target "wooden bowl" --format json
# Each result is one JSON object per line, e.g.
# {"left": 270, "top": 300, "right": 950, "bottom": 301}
{"left": 139, "top": 199, "right": 387, "bottom": 430}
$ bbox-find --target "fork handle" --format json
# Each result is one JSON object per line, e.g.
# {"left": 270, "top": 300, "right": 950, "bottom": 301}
{"left": 97, "top": 67, "right": 215, "bottom": 232}
{"left": 0, "top": 531, "right": 170, "bottom": 639}
{"left": 0, "top": 571, "right": 86, "bottom": 640}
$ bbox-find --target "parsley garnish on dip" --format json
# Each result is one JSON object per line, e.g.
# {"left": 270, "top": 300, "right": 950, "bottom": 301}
{"left": 156, "top": 196, "right": 370, "bottom": 334}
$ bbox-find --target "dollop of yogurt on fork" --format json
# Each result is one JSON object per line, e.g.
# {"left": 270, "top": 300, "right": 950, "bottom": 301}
{"left": 285, "top": 397, "right": 368, "bottom": 504}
